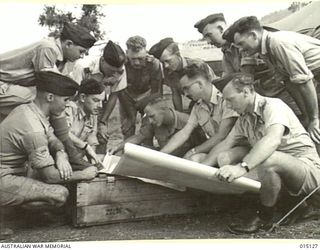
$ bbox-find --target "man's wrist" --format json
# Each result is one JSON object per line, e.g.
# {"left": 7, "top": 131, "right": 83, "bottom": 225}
{"left": 239, "top": 161, "right": 250, "bottom": 172}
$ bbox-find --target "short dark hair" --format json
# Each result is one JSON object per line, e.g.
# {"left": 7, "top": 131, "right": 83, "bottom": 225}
{"left": 145, "top": 96, "right": 170, "bottom": 110}
{"left": 79, "top": 78, "right": 105, "bottom": 95}
{"left": 229, "top": 73, "right": 255, "bottom": 92}
{"left": 126, "top": 36, "right": 147, "bottom": 52}
{"left": 181, "top": 60, "right": 212, "bottom": 82}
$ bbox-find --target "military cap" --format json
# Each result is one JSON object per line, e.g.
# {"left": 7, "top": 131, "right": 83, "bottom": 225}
{"left": 79, "top": 78, "right": 105, "bottom": 95}
{"left": 223, "top": 16, "right": 261, "bottom": 43}
{"left": 61, "top": 22, "right": 96, "bottom": 49}
{"left": 149, "top": 37, "right": 175, "bottom": 59}
{"left": 194, "top": 13, "right": 226, "bottom": 33}
{"left": 103, "top": 41, "right": 126, "bottom": 68}
{"left": 35, "top": 71, "right": 79, "bottom": 96}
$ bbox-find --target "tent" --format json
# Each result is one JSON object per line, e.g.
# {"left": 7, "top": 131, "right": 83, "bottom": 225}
{"left": 266, "top": 1, "right": 320, "bottom": 38}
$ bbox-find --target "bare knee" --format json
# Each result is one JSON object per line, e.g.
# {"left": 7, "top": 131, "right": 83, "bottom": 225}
{"left": 53, "top": 185, "right": 69, "bottom": 206}
{"left": 190, "top": 153, "right": 207, "bottom": 163}
{"left": 217, "top": 152, "right": 232, "bottom": 167}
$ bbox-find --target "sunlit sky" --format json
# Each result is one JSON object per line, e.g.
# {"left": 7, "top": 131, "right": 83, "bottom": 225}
{"left": 0, "top": 2, "right": 292, "bottom": 54}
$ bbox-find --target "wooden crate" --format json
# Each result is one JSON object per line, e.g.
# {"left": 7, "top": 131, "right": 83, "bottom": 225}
{"left": 67, "top": 175, "right": 231, "bottom": 227}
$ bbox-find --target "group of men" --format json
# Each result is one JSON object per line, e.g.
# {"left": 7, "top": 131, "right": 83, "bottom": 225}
{"left": 1, "top": 11, "right": 320, "bottom": 239}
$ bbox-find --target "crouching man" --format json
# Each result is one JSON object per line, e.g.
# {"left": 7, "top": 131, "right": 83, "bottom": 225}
{"left": 0, "top": 72, "right": 97, "bottom": 239}
{"left": 112, "top": 97, "right": 199, "bottom": 157}
{"left": 204, "top": 73, "right": 320, "bottom": 234}
{"left": 65, "top": 78, "right": 105, "bottom": 164}
{"left": 160, "top": 61, "right": 238, "bottom": 161}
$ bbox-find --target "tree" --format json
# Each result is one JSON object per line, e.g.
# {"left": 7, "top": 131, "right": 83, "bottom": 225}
{"left": 288, "top": 1, "right": 311, "bottom": 13}
{"left": 38, "top": 4, "right": 105, "bottom": 40}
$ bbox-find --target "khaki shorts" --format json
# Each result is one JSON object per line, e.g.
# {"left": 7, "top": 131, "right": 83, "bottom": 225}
{"left": 0, "top": 174, "right": 67, "bottom": 207}
{"left": 294, "top": 157, "right": 320, "bottom": 196}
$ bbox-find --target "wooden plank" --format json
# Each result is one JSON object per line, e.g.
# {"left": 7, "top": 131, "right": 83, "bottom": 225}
{"left": 76, "top": 177, "right": 195, "bottom": 207}
{"left": 74, "top": 196, "right": 219, "bottom": 227}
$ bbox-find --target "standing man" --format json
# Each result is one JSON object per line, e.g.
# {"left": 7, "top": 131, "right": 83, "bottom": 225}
{"left": 0, "top": 71, "right": 97, "bottom": 239}
{"left": 204, "top": 73, "right": 320, "bottom": 233}
{"left": 149, "top": 37, "right": 217, "bottom": 111}
{"left": 71, "top": 40, "right": 127, "bottom": 144}
{"left": 160, "top": 62, "right": 238, "bottom": 162}
{"left": 119, "top": 35, "right": 162, "bottom": 139}
{"left": 225, "top": 16, "right": 320, "bottom": 145}
{"left": 0, "top": 22, "right": 97, "bottom": 168}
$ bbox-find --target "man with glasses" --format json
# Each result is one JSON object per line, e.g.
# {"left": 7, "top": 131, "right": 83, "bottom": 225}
{"left": 119, "top": 36, "right": 162, "bottom": 139}
{"left": 160, "top": 62, "right": 238, "bottom": 162}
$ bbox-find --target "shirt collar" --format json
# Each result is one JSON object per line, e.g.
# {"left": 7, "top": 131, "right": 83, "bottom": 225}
{"left": 261, "top": 30, "right": 269, "bottom": 56}
{"left": 252, "top": 93, "right": 266, "bottom": 117}
{"left": 209, "top": 85, "right": 219, "bottom": 105}
{"left": 75, "top": 101, "right": 88, "bottom": 121}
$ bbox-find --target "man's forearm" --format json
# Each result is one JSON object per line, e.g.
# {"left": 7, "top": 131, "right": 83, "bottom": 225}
{"left": 299, "top": 79, "right": 319, "bottom": 120}
{"left": 101, "top": 93, "right": 118, "bottom": 123}
{"left": 171, "top": 88, "right": 183, "bottom": 112}
{"left": 161, "top": 130, "right": 190, "bottom": 154}
{"left": 195, "top": 134, "right": 225, "bottom": 154}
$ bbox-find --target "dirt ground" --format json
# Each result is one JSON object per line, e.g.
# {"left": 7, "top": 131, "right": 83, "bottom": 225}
{"left": 2, "top": 198, "right": 320, "bottom": 243}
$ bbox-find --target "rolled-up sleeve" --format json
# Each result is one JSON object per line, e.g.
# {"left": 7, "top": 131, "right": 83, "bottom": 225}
{"left": 32, "top": 47, "right": 59, "bottom": 73}
{"left": 271, "top": 40, "right": 314, "bottom": 85}
{"left": 22, "top": 132, "right": 55, "bottom": 169}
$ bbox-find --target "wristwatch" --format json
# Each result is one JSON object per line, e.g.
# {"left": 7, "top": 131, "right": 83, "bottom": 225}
{"left": 240, "top": 161, "right": 250, "bottom": 172}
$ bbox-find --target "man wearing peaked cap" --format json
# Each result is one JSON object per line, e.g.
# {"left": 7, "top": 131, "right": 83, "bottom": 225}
{"left": 0, "top": 71, "right": 97, "bottom": 239}
{"left": 71, "top": 40, "right": 127, "bottom": 146}
{"left": 0, "top": 21, "right": 97, "bottom": 171}
{"left": 149, "top": 37, "right": 217, "bottom": 112}
{"left": 65, "top": 79, "right": 105, "bottom": 164}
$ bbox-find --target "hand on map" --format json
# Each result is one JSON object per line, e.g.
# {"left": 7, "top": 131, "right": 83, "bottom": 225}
{"left": 215, "top": 164, "right": 246, "bottom": 183}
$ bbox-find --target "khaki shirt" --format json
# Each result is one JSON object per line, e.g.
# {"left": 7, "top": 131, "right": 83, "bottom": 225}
{"left": 187, "top": 85, "right": 238, "bottom": 138}
{"left": 0, "top": 37, "right": 63, "bottom": 86}
{"left": 229, "top": 93, "right": 320, "bottom": 163}
{"left": 71, "top": 56, "right": 127, "bottom": 96}
{"left": 260, "top": 30, "right": 320, "bottom": 84}
{"left": 65, "top": 101, "right": 99, "bottom": 146}
{"left": 0, "top": 103, "right": 64, "bottom": 177}
{"left": 139, "top": 108, "right": 189, "bottom": 147}
{"left": 125, "top": 55, "right": 162, "bottom": 98}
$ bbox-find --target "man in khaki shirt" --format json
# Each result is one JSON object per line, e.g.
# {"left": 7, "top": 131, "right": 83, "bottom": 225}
{"left": 66, "top": 79, "right": 105, "bottom": 164}
{"left": 161, "top": 61, "right": 238, "bottom": 162}
{"left": 112, "top": 97, "right": 199, "bottom": 157}
{"left": 0, "top": 72, "right": 97, "bottom": 239}
{"left": 205, "top": 73, "right": 320, "bottom": 234}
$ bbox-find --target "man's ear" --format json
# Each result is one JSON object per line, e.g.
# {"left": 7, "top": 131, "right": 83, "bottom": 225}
{"left": 251, "top": 31, "right": 258, "bottom": 40}
{"left": 65, "top": 39, "right": 74, "bottom": 48}
{"left": 217, "top": 25, "right": 224, "bottom": 34}
{"left": 243, "top": 85, "right": 252, "bottom": 96}
{"left": 79, "top": 93, "right": 86, "bottom": 103}
{"left": 47, "top": 93, "right": 54, "bottom": 102}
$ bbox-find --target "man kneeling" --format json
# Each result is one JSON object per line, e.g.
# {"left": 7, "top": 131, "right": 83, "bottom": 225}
{"left": 204, "top": 73, "right": 320, "bottom": 233}
{"left": 112, "top": 97, "right": 199, "bottom": 157}
{"left": 0, "top": 72, "right": 97, "bottom": 239}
